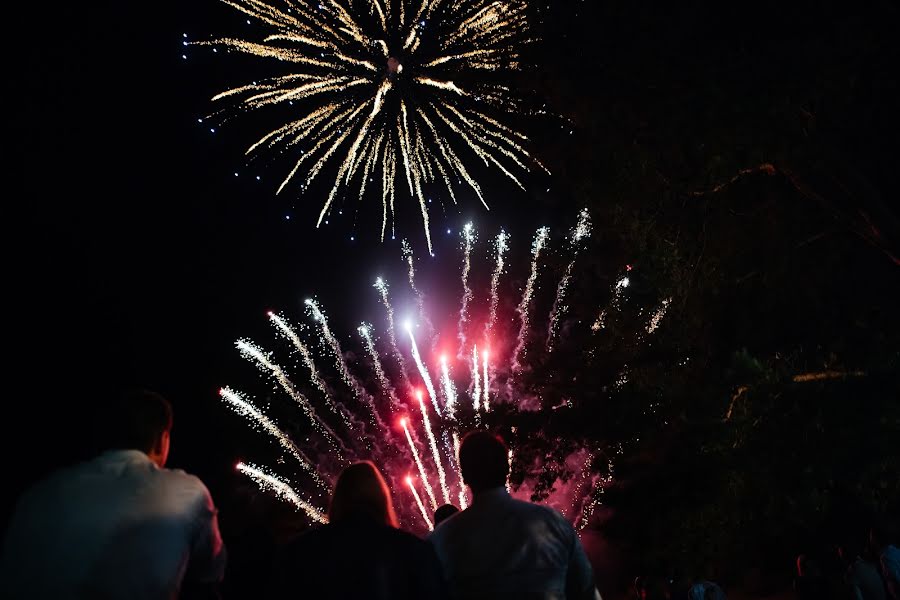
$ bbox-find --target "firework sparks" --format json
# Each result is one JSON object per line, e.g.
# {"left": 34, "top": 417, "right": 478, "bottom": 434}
{"left": 406, "top": 321, "right": 441, "bottom": 417}
{"left": 471, "top": 343, "right": 482, "bottom": 417}
{"left": 547, "top": 209, "right": 592, "bottom": 350}
{"left": 237, "top": 462, "right": 328, "bottom": 524}
{"left": 219, "top": 387, "right": 328, "bottom": 491}
{"left": 646, "top": 297, "right": 672, "bottom": 334}
{"left": 457, "top": 222, "right": 476, "bottom": 356}
{"left": 304, "top": 299, "right": 356, "bottom": 395}
{"left": 400, "top": 417, "right": 437, "bottom": 510}
{"left": 481, "top": 348, "right": 491, "bottom": 412}
{"left": 358, "top": 323, "right": 400, "bottom": 410}
{"left": 512, "top": 226, "right": 549, "bottom": 371}
{"left": 269, "top": 311, "right": 351, "bottom": 427}
{"left": 486, "top": 229, "right": 509, "bottom": 336}
{"left": 374, "top": 277, "right": 409, "bottom": 386}
{"left": 439, "top": 355, "right": 458, "bottom": 419}
{"left": 405, "top": 476, "right": 434, "bottom": 531}
{"left": 592, "top": 274, "right": 630, "bottom": 332}
{"left": 235, "top": 338, "right": 343, "bottom": 450}
{"left": 197, "top": 0, "right": 539, "bottom": 252}
{"left": 416, "top": 390, "right": 451, "bottom": 504}
{"left": 401, "top": 239, "right": 428, "bottom": 326}
{"left": 453, "top": 431, "right": 468, "bottom": 509}
{"left": 235, "top": 462, "right": 328, "bottom": 524}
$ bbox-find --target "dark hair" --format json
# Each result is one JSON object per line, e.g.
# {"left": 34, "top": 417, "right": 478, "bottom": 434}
{"left": 104, "top": 389, "right": 173, "bottom": 454}
{"left": 434, "top": 503, "right": 459, "bottom": 525}
{"left": 328, "top": 461, "right": 398, "bottom": 527}
{"left": 458, "top": 431, "right": 508, "bottom": 493}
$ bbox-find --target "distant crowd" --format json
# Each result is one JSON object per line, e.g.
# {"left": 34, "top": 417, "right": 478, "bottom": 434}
{"left": 1, "top": 389, "right": 897, "bottom": 600}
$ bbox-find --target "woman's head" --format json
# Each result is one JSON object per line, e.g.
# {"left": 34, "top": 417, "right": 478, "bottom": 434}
{"left": 328, "top": 461, "right": 398, "bottom": 527}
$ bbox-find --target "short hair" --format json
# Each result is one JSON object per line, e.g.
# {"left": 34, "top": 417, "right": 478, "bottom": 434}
{"left": 328, "top": 461, "right": 398, "bottom": 527}
{"left": 434, "top": 503, "right": 459, "bottom": 525}
{"left": 105, "top": 389, "right": 173, "bottom": 454}
{"left": 458, "top": 431, "right": 508, "bottom": 492}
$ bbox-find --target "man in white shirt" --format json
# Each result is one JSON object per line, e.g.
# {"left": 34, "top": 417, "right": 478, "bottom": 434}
{"left": 428, "top": 431, "right": 600, "bottom": 600}
{"left": 1, "top": 389, "right": 226, "bottom": 599}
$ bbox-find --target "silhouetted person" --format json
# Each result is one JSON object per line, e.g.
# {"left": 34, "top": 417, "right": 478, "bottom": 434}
{"left": 275, "top": 461, "right": 446, "bottom": 599}
{"left": 871, "top": 522, "right": 900, "bottom": 600}
{"left": 795, "top": 554, "right": 829, "bottom": 600}
{"left": 429, "top": 430, "right": 600, "bottom": 599}
{"left": 840, "top": 538, "right": 886, "bottom": 600}
{"left": 688, "top": 580, "right": 726, "bottom": 600}
{"left": 435, "top": 504, "right": 460, "bottom": 526}
{"left": 0, "top": 389, "right": 226, "bottom": 599}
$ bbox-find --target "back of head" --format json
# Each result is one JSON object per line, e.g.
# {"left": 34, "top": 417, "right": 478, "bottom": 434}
{"left": 434, "top": 503, "right": 459, "bottom": 525}
{"left": 328, "top": 461, "right": 398, "bottom": 527}
{"left": 101, "top": 389, "right": 173, "bottom": 455}
{"left": 458, "top": 431, "right": 508, "bottom": 494}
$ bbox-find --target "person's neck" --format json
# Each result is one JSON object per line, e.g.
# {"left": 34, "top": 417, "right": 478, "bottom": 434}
{"left": 472, "top": 486, "right": 507, "bottom": 500}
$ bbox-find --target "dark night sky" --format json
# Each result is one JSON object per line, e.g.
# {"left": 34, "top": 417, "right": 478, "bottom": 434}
{"left": 5, "top": 2, "right": 898, "bottom": 591}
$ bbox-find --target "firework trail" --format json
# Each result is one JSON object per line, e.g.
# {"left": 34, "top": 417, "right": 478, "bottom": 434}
{"left": 457, "top": 223, "right": 476, "bottom": 357}
{"left": 482, "top": 348, "right": 491, "bottom": 412}
{"left": 439, "top": 355, "right": 458, "bottom": 419}
{"left": 646, "top": 297, "right": 672, "bottom": 334}
{"left": 219, "top": 387, "right": 328, "bottom": 491}
{"left": 506, "top": 448, "right": 514, "bottom": 493}
{"left": 406, "top": 476, "right": 434, "bottom": 531}
{"left": 547, "top": 209, "right": 592, "bottom": 351}
{"left": 406, "top": 322, "right": 441, "bottom": 417}
{"left": 591, "top": 274, "right": 631, "bottom": 332}
{"left": 237, "top": 462, "right": 327, "bottom": 524}
{"left": 400, "top": 416, "right": 438, "bottom": 510}
{"left": 471, "top": 343, "right": 482, "bottom": 418}
{"left": 485, "top": 229, "right": 510, "bottom": 336}
{"left": 304, "top": 299, "right": 357, "bottom": 395}
{"left": 511, "top": 227, "right": 549, "bottom": 371}
{"left": 305, "top": 299, "right": 387, "bottom": 434}
{"left": 578, "top": 455, "right": 617, "bottom": 531}
{"left": 358, "top": 323, "right": 400, "bottom": 411}
{"left": 401, "top": 239, "right": 429, "bottom": 331}
{"left": 416, "top": 389, "right": 451, "bottom": 505}
{"left": 196, "top": 0, "right": 540, "bottom": 253}
{"left": 453, "top": 432, "right": 468, "bottom": 509}
{"left": 374, "top": 277, "right": 410, "bottom": 387}
{"left": 269, "top": 312, "right": 351, "bottom": 427}
{"left": 235, "top": 339, "right": 344, "bottom": 451}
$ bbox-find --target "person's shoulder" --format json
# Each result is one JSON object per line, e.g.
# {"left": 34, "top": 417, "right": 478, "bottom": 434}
{"left": 511, "top": 496, "right": 567, "bottom": 520}
{"left": 385, "top": 524, "right": 432, "bottom": 548}
{"left": 156, "top": 467, "right": 215, "bottom": 503}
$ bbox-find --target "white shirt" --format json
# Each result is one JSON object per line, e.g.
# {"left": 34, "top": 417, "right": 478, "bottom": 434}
{"left": 1, "top": 449, "right": 226, "bottom": 599}
{"left": 428, "top": 487, "right": 598, "bottom": 600}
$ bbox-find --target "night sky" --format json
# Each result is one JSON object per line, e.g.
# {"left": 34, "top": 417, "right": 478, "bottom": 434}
{"left": 5, "top": 0, "right": 899, "bottom": 595}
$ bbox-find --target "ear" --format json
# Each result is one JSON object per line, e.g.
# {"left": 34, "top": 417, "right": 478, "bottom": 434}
{"left": 159, "top": 429, "right": 170, "bottom": 452}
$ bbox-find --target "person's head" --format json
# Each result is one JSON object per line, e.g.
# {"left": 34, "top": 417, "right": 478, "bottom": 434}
{"left": 458, "top": 430, "right": 508, "bottom": 494}
{"left": 105, "top": 389, "right": 173, "bottom": 467}
{"left": 328, "top": 461, "right": 398, "bottom": 527}
{"left": 434, "top": 503, "right": 459, "bottom": 525}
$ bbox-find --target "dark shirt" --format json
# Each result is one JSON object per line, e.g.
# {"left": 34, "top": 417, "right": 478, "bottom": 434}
{"left": 274, "top": 516, "right": 447, "bottom": 600}
{"left": 428, "top": 488, "right": 598, "bottom": 600}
